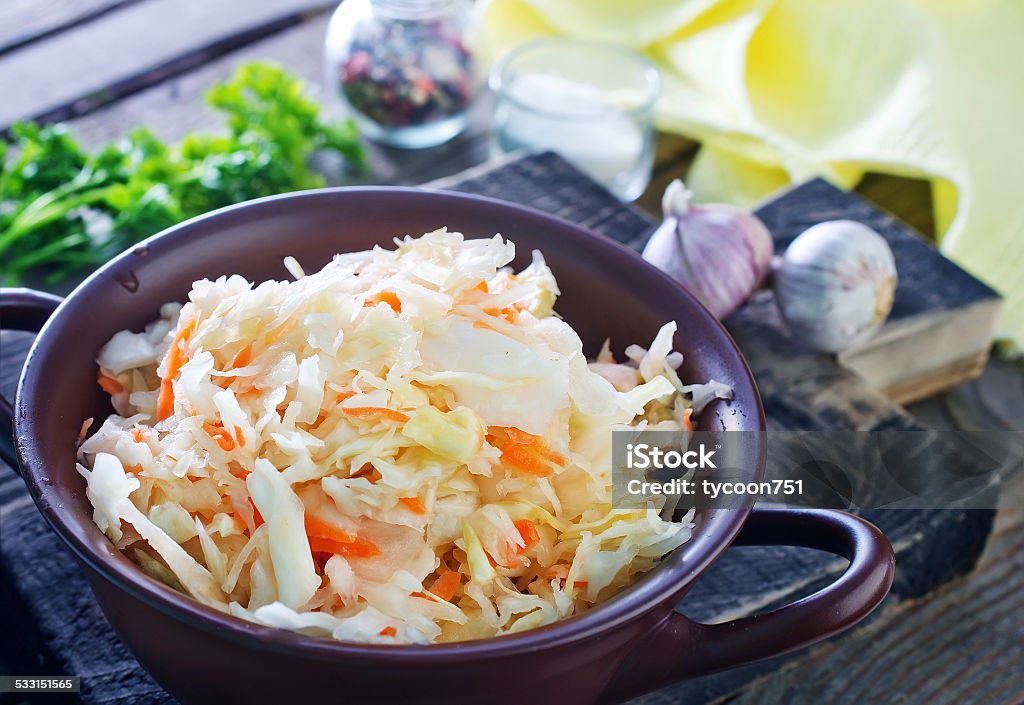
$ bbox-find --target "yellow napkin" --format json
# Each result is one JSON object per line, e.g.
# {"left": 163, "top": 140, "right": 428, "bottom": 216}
{"left": 474, "top": 0, "right": 1024, "bottom": 350}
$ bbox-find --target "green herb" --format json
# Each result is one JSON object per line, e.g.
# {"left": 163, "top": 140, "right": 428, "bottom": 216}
{"left": 0, "top": 62, "right": 365, "bottom": 286}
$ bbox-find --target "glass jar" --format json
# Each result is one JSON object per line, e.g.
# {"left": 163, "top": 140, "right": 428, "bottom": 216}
{"left": 325, "top": 0, "right": 477, "bottom": 149}
{"left": 490, "top": 39, "right": 660, "bottom": 201}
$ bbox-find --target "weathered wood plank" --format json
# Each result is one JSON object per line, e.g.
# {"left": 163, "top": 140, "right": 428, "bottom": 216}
{"left": 64, "top": 12, "right": 333, "bottom": 149}
{"left": 0, "top": 0, "right": 336, "bottom": 130}
{"left": 0, "top": 0, "right": 138, "bottom": 57}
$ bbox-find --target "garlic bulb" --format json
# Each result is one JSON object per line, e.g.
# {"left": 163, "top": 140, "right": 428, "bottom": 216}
{"left": 642, "top": 180, "right": 774, "bottom": 319}
{"left": 774, "top": 220, "right": 897, "bottom": 352}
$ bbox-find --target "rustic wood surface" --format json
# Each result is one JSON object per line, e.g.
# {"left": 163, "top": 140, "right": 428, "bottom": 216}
{"left": 0, "top": 0, "right": 336, "bottom": 129}
{"left": 1, "top": 2, "right": 1022, "bottom": 704}
{"left": 0, "top": 0, "right": 135, "bottom": 56}
{"left": 720, "top": 392, "right": 1024, "bottom": 705}
{"left": 648, "top": 470, "right": 1024, "bottom": 705}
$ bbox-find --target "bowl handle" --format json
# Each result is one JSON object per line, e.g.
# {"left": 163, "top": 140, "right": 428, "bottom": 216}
{"left": 599, "top": 508, "right": 895, "bottom": 704}
{"left": 0, "top": 288, "right": 64, "bottom": 470}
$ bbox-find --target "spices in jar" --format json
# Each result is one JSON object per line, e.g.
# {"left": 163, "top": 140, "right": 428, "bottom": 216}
{"left": 326, "top": 0, "right": 477, "bottom": 149}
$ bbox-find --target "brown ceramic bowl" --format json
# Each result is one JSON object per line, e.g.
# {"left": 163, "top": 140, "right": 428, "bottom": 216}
{"left": 0, "top": 188, "right": 894, "bottom": 705}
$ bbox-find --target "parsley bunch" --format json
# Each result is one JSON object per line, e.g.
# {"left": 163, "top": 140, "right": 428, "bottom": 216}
{"left": 0, "top": 62, "right": 364, "bottom": 286}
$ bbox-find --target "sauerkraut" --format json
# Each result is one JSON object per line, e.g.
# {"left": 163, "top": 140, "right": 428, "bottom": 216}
{"left": 77, "top": 229, "right": 731, "bottom": 643}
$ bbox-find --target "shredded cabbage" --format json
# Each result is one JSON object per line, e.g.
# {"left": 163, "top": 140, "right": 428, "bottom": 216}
{"left": 78, "top": 229, "right": 727, "bottom": 643}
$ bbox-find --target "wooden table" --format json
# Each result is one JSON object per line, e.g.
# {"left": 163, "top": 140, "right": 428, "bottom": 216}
{"left": 1, "top": 2, "right": 1022, "bottom": 704}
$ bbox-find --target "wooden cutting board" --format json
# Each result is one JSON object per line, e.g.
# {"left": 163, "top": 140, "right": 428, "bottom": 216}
{"left": 0, "top": 152, "right": 999, "bottom": 705}
{"left": 753, "top": 178, "right": 1002, "bottom": 404}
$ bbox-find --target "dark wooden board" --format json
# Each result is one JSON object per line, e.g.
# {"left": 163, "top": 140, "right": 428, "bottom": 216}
{"left": 754, "top": 179, "right": 1001, "bottom": 404}
{"left": 0, "top": 151, "right": 1003, "bottom": 705}
{"left": 0, "top": 0, "right": 335, "bottom": 130}
{"left": 758, "top": 179, "right": 999, "bottom": 323}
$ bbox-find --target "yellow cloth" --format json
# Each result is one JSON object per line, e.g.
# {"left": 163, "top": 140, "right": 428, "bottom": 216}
{"left": 474, "top": 0, "right": 1024, "bottom": 350}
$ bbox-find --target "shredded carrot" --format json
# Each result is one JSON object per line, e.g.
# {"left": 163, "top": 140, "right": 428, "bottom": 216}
{"left": 97, "top": 373, "right": 124, "bottom": 396}
{"left": 304, "top": 514, "right": 356, "bottom": 544}
{"left": 156, "top": 318, "right": 196, "bottom": 421}
{"left": 682, "top": 407, "right": 694, "bottom": 432}
{"left": 366, "top": 291, "right": 401, "bottom": 313}
{"left": 514, "top": 519, "right": 540, "bottom": 550}
{"left": 379, "top": 626, "right": 397, "bottom": 637}
{"left": 216, "top": 343, "right": 254, "bottom": 387}
{"left": 124, "top": 464, "right": 143, "bottom": 475}
{"left": 166, "top": 319, "right": 196, "bottom": 372}
{"left": 343, "top": 407, "right": 409, "bottom": 423}
{"left": 230, "top": 344, "right": 253, "bottom": 369}
{"left": 398, "top": 496, "right": 427, "bottom": 514}
{"left": 130, "top": 426, "right": 147, "bottom": 444}
{"left": 335, "top": 390, "right": 357, "bottom": 404}
{"left": 308, "top": 535, "right": 380, "bottom": 558}
{"left": 542, "top": 564, "right": 570, "bottom": 581}
{"left": 428, "top": 570, "right": 462, "bottom": 601}
{"left": 340, "top": 537, "right": 379, "bottom": 557}
{"left": 499, "top": 306, "right": 521, "bottom": 324}
{"left": 78, "top": 418, "right": 94, "bottom": 443}
{"left": 531, "top": 444, "right": 566, "bottom": 467}
{"left": 156, "top": 379, "right": 175, "bottom": 421}
{"left": 472, "top": 280, "right": 488, "bottom": 292}
{"left": 481, "top": 305, "right": 522, "bottom": 324}
{"left": 233, "top": 425, "right": 246, "bottom": 448}
{"left": 491, "top": 426, "right": 566, "bottom": 473}
{"left": 202, "top": 422, "right": 235, "bottom": 451}
{"left": 573, "top": 581, "right": 589, "bottom": 590}
{"left": 500, "top": 443, "right": 554, "bottom": 477}
{"left": 307, "top": 535, "right": 346, "bottom": 554}
{"left": 251, "top": 500, "right": 264, "bottom": 529}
